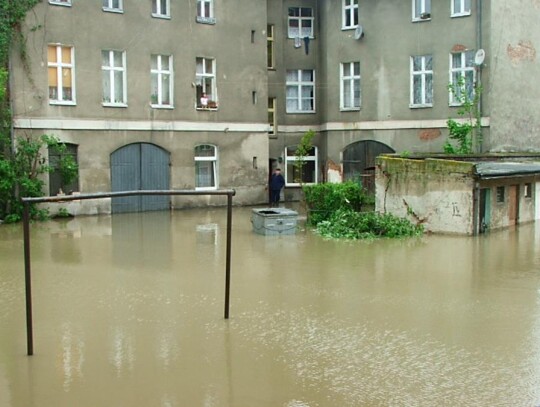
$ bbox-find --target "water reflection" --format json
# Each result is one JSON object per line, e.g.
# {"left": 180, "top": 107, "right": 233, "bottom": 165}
{"left": 1, "top": 208, "right": 540, "bottom": 406}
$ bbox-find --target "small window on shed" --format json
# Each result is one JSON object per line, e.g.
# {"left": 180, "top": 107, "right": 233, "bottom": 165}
{"left": 525, "top": 183, "right": 533, "bottom": 198}
{"left": 496, "top": 186, "right": 505, "bottom": 203}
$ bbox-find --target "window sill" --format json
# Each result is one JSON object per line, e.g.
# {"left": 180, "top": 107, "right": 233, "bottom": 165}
{"left": 103, "top": 8, "right": 123, "bottom": 13}
{"left": 196, "top": 106, "right": 218, "bottom": 111}
{"left": 285, "top": 182, "right": 317, "bottom": 188}
{"left": 103, "top": 102, "right": 127, "bottom": 108}
{"left": 286, "top": 110, "right": 315, "bottom": 114}
{"left": 412, "top": 18, "right": 431, "bottom": 23}
{"left": 409, "top": 104, "right": 433, "bottom": 109}
{"left": 340, "top": 107, "right": 361, "bottom": 112}
{"left": 195, "top": 186, "right": 218, "bottom": 191}
{"left": 151, "top": 104, "right": 174, "bottom": 109}
{"left": 341, "top": 26, "right": 357, "bottom": 31}
{"left": 196, "top": 16, "right": 216, "bottom": 25}
{"left": 451, "top": 12, "right": 471, "bottom": 18}
{"left": 49, "top": 100, "right": 76, "bottom": 106}
{"left": 287, "top": 35, "right": 315, "bottom": 40}
{"left": 151, "top": 14, "right": 171, "bottom": 20}
{"left": 49, "top": 1, "right": 72, "bottom": 6}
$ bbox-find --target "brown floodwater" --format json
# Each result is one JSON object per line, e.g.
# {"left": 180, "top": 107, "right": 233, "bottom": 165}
{"left": 1, "top": 206, "right": 540, "bottom": 406}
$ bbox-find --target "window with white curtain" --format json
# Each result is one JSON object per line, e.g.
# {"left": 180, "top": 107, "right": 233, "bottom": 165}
{"left": 102, "top": 50, "right": 126, "bottom": 106}
{"left": 151, "top": 54, "right": 173, "bottom": 107}
{"left": 450, "top": 51, "right": 475, "bottom": 105}
{"left": 195, "top": 145, "right": 218, "bottom": 190}
{"left": 288, "top": 7, "right": 314, "bottom": 38}
{"left": 412, "top": 0, "right": 431, "bottom": 20}
{"left": 286, "top": 69, "right": 315, "bottom": 113}
{"left": 451, "top": 0, "right": 471, "bottom": 17}
{"left": 340, "top": 62, "right": 361, "bottom": 110}
{"left": 410, "top": 55, "right": 433, "bottom": 107}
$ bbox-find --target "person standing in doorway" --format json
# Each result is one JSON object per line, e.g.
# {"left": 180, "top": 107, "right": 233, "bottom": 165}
{"left": 269, "top": 168, "right": 285, "bottom": 207}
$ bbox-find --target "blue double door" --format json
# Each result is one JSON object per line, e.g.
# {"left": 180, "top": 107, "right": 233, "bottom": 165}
{"left": 111, "top": 143, "right": 170, "bottom": 213}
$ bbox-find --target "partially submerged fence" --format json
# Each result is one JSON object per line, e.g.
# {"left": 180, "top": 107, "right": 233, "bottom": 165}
{"left": 21, "top": 189, "right": 235, "bottom": 356}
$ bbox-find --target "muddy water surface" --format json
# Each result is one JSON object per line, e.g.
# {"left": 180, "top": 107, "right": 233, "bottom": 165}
{"left": 1, "top": 207, "right": 540, "bottom": 406}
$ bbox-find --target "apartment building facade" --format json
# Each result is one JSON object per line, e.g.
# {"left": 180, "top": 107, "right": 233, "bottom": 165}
{"left": 11, "top": 0, "right": 540, "bottom": 212}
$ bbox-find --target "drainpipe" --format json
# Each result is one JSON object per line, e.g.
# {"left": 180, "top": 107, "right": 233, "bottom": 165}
{"left": 476, "top": 0, "right": 483, "bottom": 152}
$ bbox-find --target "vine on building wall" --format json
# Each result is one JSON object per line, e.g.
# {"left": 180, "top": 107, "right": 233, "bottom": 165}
{"left": 0, "top": 0, "right": 77, "bottom": 223}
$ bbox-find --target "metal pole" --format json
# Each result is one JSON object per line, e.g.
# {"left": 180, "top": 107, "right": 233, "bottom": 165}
{"left": 224, "top": 193, "right": 233, "bottom": 319}
{"left": 23, "top": 203, "right": 34, "bottom": 355}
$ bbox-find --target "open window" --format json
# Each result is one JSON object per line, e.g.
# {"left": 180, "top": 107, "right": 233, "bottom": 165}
{"left": 196, "top": 57, "right": 217, "bottom": 109}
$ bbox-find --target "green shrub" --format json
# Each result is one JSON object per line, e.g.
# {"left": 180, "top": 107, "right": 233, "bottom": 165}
{"left": 303, "top": 181, "right": 371, "bottom": 226}
{"left": 315, "top": 208, "right": 423, "bottom": 240}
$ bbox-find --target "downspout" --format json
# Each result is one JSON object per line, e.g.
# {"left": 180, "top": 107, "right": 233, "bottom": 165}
{"left": 476, "top": 0, "right": 483, "bottom": 152}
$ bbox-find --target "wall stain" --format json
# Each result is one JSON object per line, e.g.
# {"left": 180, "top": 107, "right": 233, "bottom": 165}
{"left": 507, "top": 40, "right": 536, "bottom": 65}
{"left": 419, "top": 129, "right": 441, "bottom": 141}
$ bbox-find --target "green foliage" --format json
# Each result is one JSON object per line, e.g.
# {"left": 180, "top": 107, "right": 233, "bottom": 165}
{"left": 0, "top": 0, "right": 40, "bottom": 64}
{"left": 0, "top": 134, "right": 78, "bottom": 222}
{"left": 293, "top": 129, "right": 315, "bottom": 184}
{"left": 315, "top": 208, "right": 424, "bottom": 240}
{"left": 444, "top": 77, "right": 483, "bottom": 154}
{"left": 303, "top": 181, "right": 371, "bottom": 226}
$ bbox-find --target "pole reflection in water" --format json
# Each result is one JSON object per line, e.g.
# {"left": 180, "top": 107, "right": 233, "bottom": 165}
{"left": 1, "top": 207, "right": 540, "bottom": 406}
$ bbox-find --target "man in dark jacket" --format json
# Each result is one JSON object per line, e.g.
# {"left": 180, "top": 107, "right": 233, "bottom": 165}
{"left": 269, "top": 168, "right": 285, "bottom": 207}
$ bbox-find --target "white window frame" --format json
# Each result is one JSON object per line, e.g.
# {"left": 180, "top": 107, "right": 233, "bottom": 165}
{"left": 49, "top": 0, "right": 71, "bottom": 6}
{"left": 342, "top": 0, "right": 359, "bottom": 30}
{"left": 152, "top": 0, "right": 170, "bottom": 19}
{"left": 103, "top": 0, "right": 123, "bottom": 13}
{"left": 101, "top": 50, "right": 127, "bottom": 107}
{"left": 340, "top": 62, "right": 361, "bottom": 111}
{"left": 410, "top": 55, "right": 433, "bottom": 108}
{"left": 151, "top": 54, "right": 173, "bottom": 108}
{"left": 284, "top": 145, "right": 318, "bottom": 187}
{"left": 196, "top": 57, "right": 217, "bottom": 109}
{"left": 195, "top": 144, "right": 218, "bottom": 190}
{"left": 286, "top": 69, "right": 315, "bottom": 114}
{"left": 451, "top": 0, "right": 471, "bottom": 17}
{"left": 48, "top": 44, "right": 75, "bottom": 105}
{"left": 196, "top": 0, "right": 215, "bottom": 24}
{"left": 287, "top": 7, "right": 314, "bottom": 39}
{"left": 449, "top": 51, "right": 476, "bottom": 106}
{"left": 412, "top": 0, "right": 431, "bottom": 21}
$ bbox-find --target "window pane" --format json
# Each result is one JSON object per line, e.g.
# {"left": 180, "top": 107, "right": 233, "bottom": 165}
{"left": 102, "top": 51, "right": 110, "bottom": 67}
{"left": 353, "top": 62, "right": 360, "bottom": 76}
{"left": 413, "top": 76, "right": 421, "bottom": 104}
{"left": 301, "top": 70, "right": 313, "bottom": 81}
{"left": 286, "top": 70, "right": 298, "bottom": 81}
{"left": 196, "top": 162, "right": 215, "bottom": 188}
{"left": 413, "top": 56, "right": 421, "bottom": 71}
{"left": 288, "top": 7, "right": 299, "bottom": 17}
{"left": 48, "top": 46, "right": 57, "bottom": 63}
{"left": 114, "top": 71, "right": 123, "bottom": 102}
{"left": 425, "top": 55, "right": 432, "bottom": 70}
{"left": 353, "top": 80, "right": 360, "bottom": 106}
{"left": 161, "top": 75, "right": 170, "bottom": 104}
{"left": 343, "top": 80, "right": 351, "bottom": 108}
{"left": 161, "top": 55, "right": 170, "bottom": 70}
{"left": 113, "top": 51, "right": 122, "bottom": 67}
{"left": 61, "top": 47, "right": 71, "bottom": 63}
{"left": 205, "top": 59, "right": 213, "bottom": 74}
{"left": 195, "top": 145, "right": 215, "bottom": 157}
{"left": 426, "top": 74, "right": 433, "bottom": 104}
{"left": 102, "top": 71, "right": 111, "bottom": 101}
{"left": 48, "top": 67, "right": 58, "bottom": 87}
{"left": 343, "top": 63, "right": 351, "bottom": 77}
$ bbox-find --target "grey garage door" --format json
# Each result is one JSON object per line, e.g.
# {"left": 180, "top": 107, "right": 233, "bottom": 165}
{"left": 343, "top": 140, "right": 394, "bottom": 194}
{"left": 111, "top": 143, "right": 170, "bottom": 213}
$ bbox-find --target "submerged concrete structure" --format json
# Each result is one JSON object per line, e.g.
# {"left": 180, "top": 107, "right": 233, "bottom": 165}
{"left": 376, "top": 155, "right": 540, "bottom": 235}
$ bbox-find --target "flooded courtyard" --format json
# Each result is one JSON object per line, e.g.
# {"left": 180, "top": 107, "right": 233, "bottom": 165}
{"left": 1, "top": 206, "right": 540, "bottom": 406}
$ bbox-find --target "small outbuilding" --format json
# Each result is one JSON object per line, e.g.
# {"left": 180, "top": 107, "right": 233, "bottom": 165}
{"left": 375, "top": 155, "right": 540, "bottom": 235}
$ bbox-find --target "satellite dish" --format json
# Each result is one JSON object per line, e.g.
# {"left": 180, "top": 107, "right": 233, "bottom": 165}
{"left": 354, "top": 25, "right": 364, "bottom": 40}
{"left": 474, "top": 49, "right": 486, "bottom": 65}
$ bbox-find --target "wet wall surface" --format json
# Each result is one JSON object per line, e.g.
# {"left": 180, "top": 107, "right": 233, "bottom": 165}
{"left": 1, "top": 207, "right": 540, "bottom": 406}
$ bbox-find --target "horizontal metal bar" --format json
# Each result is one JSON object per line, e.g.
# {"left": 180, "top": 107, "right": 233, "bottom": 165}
{"left": 21, "top": 189, "right": 236, "bottom": 204}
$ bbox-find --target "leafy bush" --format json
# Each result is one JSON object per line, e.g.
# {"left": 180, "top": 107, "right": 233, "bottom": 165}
{"left": 303, "top": 181, "right": 371, "bottom": 226}
{"left": 315, "top": 208, "right": 423, "bottom": 240}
